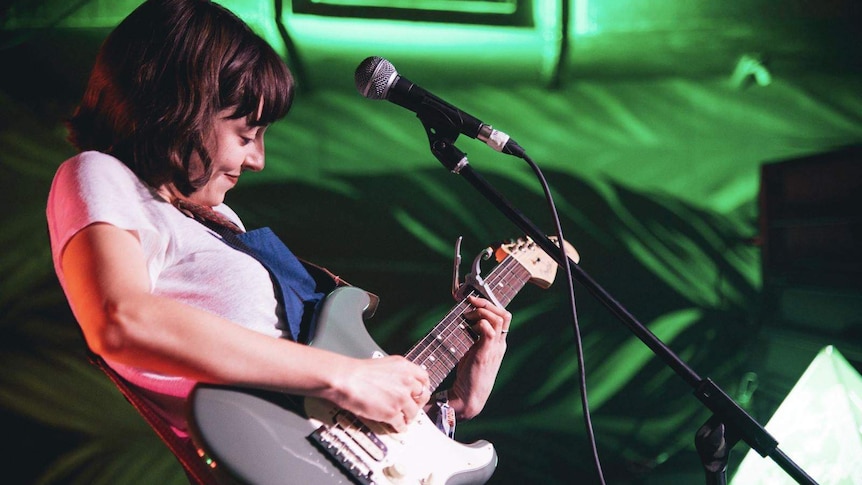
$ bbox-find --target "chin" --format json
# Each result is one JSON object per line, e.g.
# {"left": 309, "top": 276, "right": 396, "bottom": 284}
{"left": 190, "top": 192, "right": 227, "bottom": 208}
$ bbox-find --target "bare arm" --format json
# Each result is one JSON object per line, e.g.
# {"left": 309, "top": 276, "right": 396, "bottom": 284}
{"left": 61, "top": 222, "right": 430, "bottom": 429}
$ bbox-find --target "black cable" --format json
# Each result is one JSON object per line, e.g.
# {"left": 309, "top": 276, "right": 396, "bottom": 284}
{"left": 521, "top": 152, "right": 606, "bottom": 485}
{"left": 548, "top": 0, "right": 571, "bottom": 90}
{"left": 273, "top": 0, "right": 310, "bottom": 92}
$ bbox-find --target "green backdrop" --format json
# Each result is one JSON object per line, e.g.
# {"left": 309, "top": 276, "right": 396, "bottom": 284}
{"left": 2, "top": 0, "right": 861, "bottom": 483}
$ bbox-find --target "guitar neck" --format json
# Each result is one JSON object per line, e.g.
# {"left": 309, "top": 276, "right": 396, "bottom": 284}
{"left": 404, "top": 255, "right": 532, "bottom": 390}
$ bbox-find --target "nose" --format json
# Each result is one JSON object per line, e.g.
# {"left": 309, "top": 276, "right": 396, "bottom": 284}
{"left": 243, "top": 137, "right": 265, "bottom": 172}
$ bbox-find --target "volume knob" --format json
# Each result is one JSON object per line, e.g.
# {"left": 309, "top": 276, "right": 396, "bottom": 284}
{"left": 382, "top": 463, "right": 408, "bottom": 481}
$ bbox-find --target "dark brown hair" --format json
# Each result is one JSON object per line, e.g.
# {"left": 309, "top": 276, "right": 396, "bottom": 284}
{"left": 67, "top": 0, "right": 294, "bottom": 195}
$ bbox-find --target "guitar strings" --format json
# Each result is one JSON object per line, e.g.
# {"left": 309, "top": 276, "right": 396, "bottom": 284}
{"left": 406, "top": 253, "right": 530, "bottom": 390}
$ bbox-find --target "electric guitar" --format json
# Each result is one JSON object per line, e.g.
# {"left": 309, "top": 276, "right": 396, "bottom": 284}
{"left": 189, "top": 236, "right": 578, "bottom": 485}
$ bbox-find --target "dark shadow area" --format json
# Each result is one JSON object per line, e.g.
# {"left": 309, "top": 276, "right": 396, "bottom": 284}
{"left": 2, "top": 3, "right": 861, "bottom": 481}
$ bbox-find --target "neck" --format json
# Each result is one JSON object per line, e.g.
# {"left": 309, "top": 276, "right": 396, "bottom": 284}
{"left": 156, "top": 184, "right": 182, "bottom": 205}
{"left": 171, "top": 197, "right": 243, "bottom": 234}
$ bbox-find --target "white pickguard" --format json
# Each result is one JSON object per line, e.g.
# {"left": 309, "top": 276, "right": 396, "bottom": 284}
{"left": 305, "top": 397, "right": 495, "bottom": 485}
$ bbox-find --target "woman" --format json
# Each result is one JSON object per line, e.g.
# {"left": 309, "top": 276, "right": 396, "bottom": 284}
{"left": 47, "top": 0, "right": 510, "bottom": 482}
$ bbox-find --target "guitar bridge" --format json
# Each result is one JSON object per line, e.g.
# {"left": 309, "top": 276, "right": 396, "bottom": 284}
{"left": 309, "top": 425, "right": 378, "bottom": 485}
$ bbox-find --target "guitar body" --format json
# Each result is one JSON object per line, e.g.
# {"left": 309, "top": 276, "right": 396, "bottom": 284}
{"left": 190, "top": 287, "right": 497, "bottom": 485}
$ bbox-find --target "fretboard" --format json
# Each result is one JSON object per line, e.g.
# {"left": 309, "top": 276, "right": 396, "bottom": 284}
{"left": 404, "top": 255, "right": 532, "bottom": 390}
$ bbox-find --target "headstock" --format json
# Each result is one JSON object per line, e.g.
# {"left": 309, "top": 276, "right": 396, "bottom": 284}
{"left": 494, "top": 236, "right": 579, "bottom": 289}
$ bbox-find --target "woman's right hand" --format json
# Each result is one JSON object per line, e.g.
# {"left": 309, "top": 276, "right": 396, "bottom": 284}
{"left": 325, "top": 355, "right": 430, "bottom": 432}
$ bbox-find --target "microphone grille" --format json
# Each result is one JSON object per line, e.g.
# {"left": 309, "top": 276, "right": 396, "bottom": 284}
{"left": 355, "top": 56, "right": 396, "bottom": 100}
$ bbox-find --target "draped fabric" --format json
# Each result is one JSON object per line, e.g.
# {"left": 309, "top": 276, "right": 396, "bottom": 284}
{"left": 237, "top": 227, "right": 326, "bottom": 343}
{"left": 2, "top": 61, "right": 861, "bottom": 483}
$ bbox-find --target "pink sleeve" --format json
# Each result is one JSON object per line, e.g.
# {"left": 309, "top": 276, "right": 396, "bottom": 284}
{"left": 46, "top": 151, "right": 163, "bottom": 287}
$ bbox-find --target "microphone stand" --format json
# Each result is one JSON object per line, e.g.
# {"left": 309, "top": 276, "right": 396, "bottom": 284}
{"left": 420, "top": 125, "right": 818, "bottom": 485}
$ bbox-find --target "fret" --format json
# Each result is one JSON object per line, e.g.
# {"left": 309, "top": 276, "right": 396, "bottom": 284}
{"left": 404, "top": 253, "right": 535, "bottom": 390}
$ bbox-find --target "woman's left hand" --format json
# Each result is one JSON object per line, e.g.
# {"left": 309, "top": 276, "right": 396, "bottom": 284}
{"left": 447, "top": 295, "right": 511, "bottom": 420}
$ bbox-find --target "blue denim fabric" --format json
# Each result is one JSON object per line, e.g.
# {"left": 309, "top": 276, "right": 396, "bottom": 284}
{"left": 236, "top": 227, "right": 324, "bottom": 343}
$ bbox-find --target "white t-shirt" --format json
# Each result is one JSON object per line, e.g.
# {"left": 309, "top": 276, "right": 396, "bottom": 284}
{"left": 46, "top": 151, "right": 286, "bottom": 431}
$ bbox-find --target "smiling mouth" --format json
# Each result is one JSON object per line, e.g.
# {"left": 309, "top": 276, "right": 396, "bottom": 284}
{"left": 224, "top": 174, "right": 240, "bottom": 184}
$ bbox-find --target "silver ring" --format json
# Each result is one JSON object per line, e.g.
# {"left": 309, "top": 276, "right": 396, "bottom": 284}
{"left": 501, "top": 329, "right": 509, "bottom": 334}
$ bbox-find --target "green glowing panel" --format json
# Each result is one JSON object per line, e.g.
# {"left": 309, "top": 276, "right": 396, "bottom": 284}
{"left": 731, "top": 346, "right": 862, "bottom": 484}
{"left": 290, "top": 0, "right": 529, "bottom": 26}
{"left": 297, "top": 0, "right": 518, "bottom": 14}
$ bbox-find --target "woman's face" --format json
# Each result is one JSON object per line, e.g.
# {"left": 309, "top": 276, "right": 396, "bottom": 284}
{"left": 187, "top": 109, "right": 267, "bottom": 207}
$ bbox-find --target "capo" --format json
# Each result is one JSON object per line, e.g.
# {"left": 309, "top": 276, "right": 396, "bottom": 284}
{"left": 451, "top": 236, "right": 464, "bottom": 301}
{"left": 451, "top": 237, "right": 504, "bottom": 308}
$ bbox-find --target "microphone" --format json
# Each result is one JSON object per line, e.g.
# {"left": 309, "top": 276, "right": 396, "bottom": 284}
{"left": 354, "top": 56, "right": 525, "bottom": 158}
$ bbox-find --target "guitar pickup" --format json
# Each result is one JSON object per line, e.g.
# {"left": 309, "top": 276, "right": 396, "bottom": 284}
{"left": 308, "top": 425, "right": 377, "bottom": 485}
{"left": 333, "top": 410, "right": 388, "bottom": 462}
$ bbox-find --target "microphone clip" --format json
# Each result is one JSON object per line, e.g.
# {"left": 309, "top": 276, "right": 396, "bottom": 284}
{"left": 420, "top": 116, "right": 469, "bottom": 174}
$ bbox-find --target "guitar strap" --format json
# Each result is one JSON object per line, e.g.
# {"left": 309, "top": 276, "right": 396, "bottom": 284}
{"left": 86, "top": 352, "right": 219, "bottom": 485}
